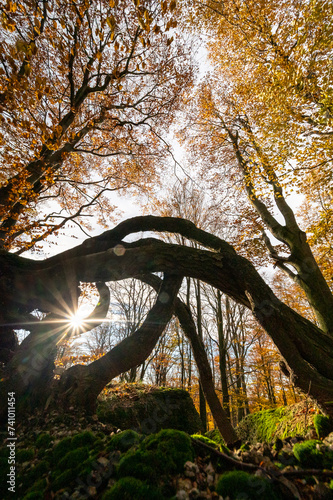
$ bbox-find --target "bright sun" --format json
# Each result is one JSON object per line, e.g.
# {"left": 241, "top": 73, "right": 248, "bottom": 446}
{"left": 69, "top": 312, "right": 85, "bottom": 329}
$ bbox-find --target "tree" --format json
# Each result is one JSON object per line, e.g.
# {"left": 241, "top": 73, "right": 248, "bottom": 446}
{"left": 0, "top": 0, "right": 191, "bottom": 251}
{"left": 1, "top": 215, "right": 333, "bottom": 446}
{"left": 179, "top": 0, "right": 333, "bottom": 335}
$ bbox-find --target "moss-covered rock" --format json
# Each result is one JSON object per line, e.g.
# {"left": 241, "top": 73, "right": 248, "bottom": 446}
{"left": 16, "top": 448, "right": 35, "bottom": 462}
{"left": 293, "top": 440, "right": 323, "bottom": 467}
{"left": 102, "top": 477, "right": 165, "bottom": 500}
{"left": 106, "top": 429, "right": 142, "bottom": 453}
{"left": 51, "top": 436, "right": 73, "bottom": 463}
{"left": 216, "top": 470, "right": 280, "bottom": 499}
{"left": 35, "top": 432, "right": 52, "bottom": 449}
{"left": 50, "top": 468, "right": 79, "bottom": 492}
{"left": 117, "top": 429, "right": 194, "bottom": 483}
{"left": 237, "top": 401, "right": 321, "bottom": 444}
{"left": 98, "top": 384, "right": 203, "bottom": 434}
{"left": 57, "top": 446, "right": 89, "bottom": 471}
{"left": 71, "top": 430, "right": 96, "bottom": 448}
{"left": 314, "top": 415, "right": 331, "bottom": 439}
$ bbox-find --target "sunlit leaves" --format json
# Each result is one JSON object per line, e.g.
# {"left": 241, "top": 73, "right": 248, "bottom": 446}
{"left": 0, "top": 0, "right": 192, "bottom": 252}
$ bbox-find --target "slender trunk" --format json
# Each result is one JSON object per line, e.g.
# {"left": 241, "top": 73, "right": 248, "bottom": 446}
{"left": 279, "top": 371, "right": 288, "bottom": 406}
{"left": 195, "top": 279, "right": 207, "bottom": 431}
{"left": 217, "top": 290, "right": 231, "bottom": 419}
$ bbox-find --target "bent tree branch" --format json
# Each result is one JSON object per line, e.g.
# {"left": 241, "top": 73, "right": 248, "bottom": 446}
{"left": 1, "top": 216, "right": 333, "bottom": 425}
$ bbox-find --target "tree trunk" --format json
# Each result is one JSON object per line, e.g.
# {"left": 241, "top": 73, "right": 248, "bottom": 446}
{"left": 217, "top": 290, "right": 231, "bottom": 419}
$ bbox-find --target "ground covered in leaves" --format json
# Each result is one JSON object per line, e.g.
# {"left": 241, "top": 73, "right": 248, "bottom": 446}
{"left": 1, "top": 393, "right": 333, "bottom": 499}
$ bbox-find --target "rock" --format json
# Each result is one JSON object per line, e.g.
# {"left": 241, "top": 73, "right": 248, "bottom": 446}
{"left": 97, "top": 384, "right": 203, "bottom": 434}
{"left": 185, "top": 461, "right": 199, "bottom": 478}
{"left": 207, "top": 474, "right": 214, "bottom": 487}
{"left": 189, "top": 488, "right": 200, "bottom": 498}
{"left": 97, "top": 456, "right": 109, "bottom": 466}
{"left": 323, "top": 432, "right": 333, "bottom": 446}
{"left": 177, "top": 490, "right": 189, "bottom": 500}
{"left": 178, "top": 478, "right": 193, "bottom": 492}
{"left": 313, "top": 483, "right": 333, "bottom": 500}
{"left": 87, "top": 486, "right": 97, "bottom": 496}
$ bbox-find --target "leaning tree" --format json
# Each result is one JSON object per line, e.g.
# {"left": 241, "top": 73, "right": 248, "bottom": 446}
{"left": 1, "top": 215, "right": 333, "bottom": 445}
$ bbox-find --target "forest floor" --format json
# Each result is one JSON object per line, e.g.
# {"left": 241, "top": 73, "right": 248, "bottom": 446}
{"left": 1, "top": 394, "right": 333, "bottom": 499}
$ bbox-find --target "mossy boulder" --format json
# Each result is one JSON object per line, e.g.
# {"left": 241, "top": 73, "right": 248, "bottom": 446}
{"left": 313, "top": 415, "right": 331, "bottom": 439}
{"left": 57, "top": 446, "right": 90, "bottom": 471}
{"left": 16, "top": 448, "right": 35, "bottom": 462}
{"left": 216, "top": 470, "right": 280, "bottom": 500}
{"left": 107, "top": 429, "right": 142, "bottom": 453}
{"left": 117, "top": 429, "right": 194, "bottom": 483}
{"left": 293, "top": 440, "right": 333, "bottom": 468}
{"left": 103, "top": 477, "right": 165, "bottom": 499}
{"left": 98, "top": 383, "right": 203, "bottom": 434}
{"left": 237, "top": 401, "right": 321, "bottom": 444}
{"left": 35, "top": 432, "right": 52, "bottom": 449}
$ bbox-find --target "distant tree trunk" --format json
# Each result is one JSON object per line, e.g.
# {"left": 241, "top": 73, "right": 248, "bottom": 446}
{"left": 279, "top": 371, "right": 288, "bottom": 406}
{"left": 195, "top": 279, "right": 207, "bottom": 432}
{"left": 217, "top": 290, "right": 231, "bottom": 420}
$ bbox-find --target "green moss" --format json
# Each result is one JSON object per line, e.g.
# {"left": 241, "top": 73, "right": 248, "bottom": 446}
{"left": 205, "top": 429, "right": 225, "bottom": 446}
{"left": 22, "top": 492, "right": 44, "bottom": 500}
{"left": 143, "top": 429, "right": 194, "bottom": 471}
{"left": 52, "top": 436, "right": 73, "bottom": 463}
{"left": 102, "top": 477, "right": 165, "bottom": 500}
{"left": 16, "top": 448, "right": 35, "bottom": 462}
{"left": 107, "top": 430, "right": 141, "bottom": 452}
{"left": 26, "top": 460, "right": 49, "bottom": 482}
{"left": 313, "top": 414, "right": 331, "bottom": 439}
{"left": 197, "top": 431, "right": 230, "bottom": 454}
{"left": 216, "top": 471, "right": 280, "bottom": 500}
{"left": 237, "top": 407, "right": 287, "bottom": 443}
{"left": 36, "top": 432, "right": 52, "bottom": 449}
{"left": 98, "top": 386, "right": 202, "bottom": 434}
{"left": 51, "top": 468, "right": 78, "bottom": 492}
{"left": 26, "top": 478, "right": 47, "bottom": 494}
{"left": 117, "top": 429, "right": 194, "bottom": 482}
{"left": 237, "top": 402, "right": 325, "bottom": 444}
{"left": 117, "top": 449, "right": 157, "bottom": 482}
{"left": 72, "top": 430, "right": 95, "bottom": 448}
{"left": 192, "top": 434, "right": 220, "bottom": 450}
{"left": 57, "top": 446, "right": 89, "bottom": 471}
{"left": 293, "top": 440, "right": 323, "bottom": 468}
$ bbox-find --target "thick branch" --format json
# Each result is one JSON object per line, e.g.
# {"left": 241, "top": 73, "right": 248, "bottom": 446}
{"left": 55, "top": 273, "right": 182, "bottom": 408}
